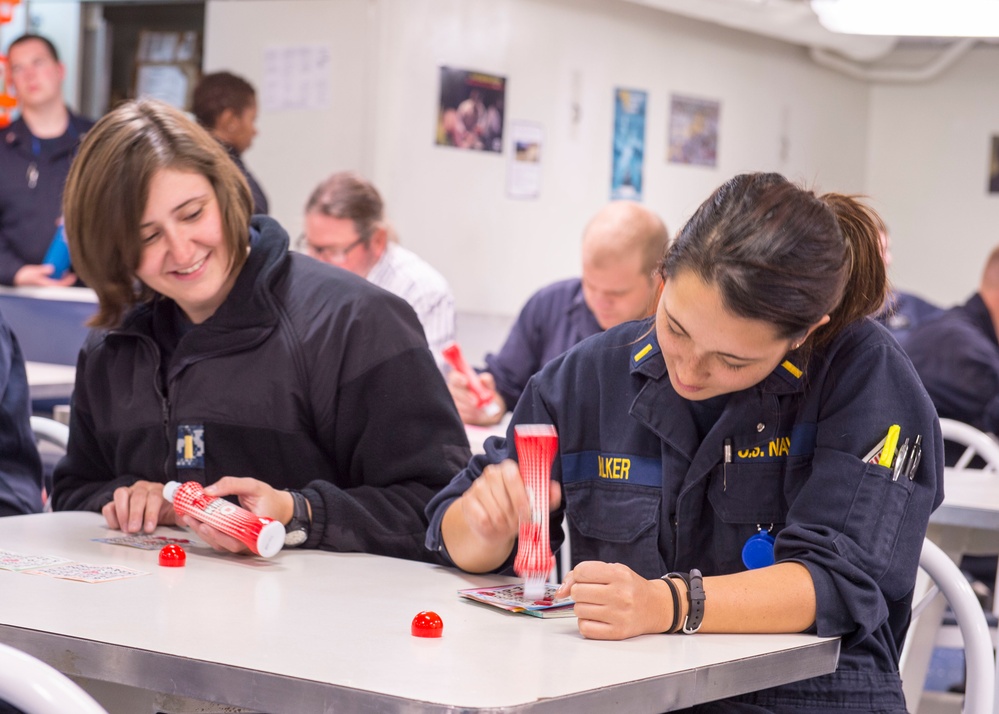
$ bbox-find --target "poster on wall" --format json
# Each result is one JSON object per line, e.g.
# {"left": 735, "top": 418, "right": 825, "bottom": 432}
{"left": 135, "top": 65, "right": 189, "bottom": 109}
{"left": 436, "top": 66, "right": 506, "bottom": 153}
{"left": 261, "top": 44, "right": 332, "bottom": 112}
{"left": 610, "top": 87, "right": 647, "bottom": 201}
{"left": 989, "top": 136, "right": 999, "bottom": 194}
{"left": 507, "top": 121, "right": 543, "bottom": 199}
{"left": 133, "top": 30, "right": 201, "bottom": 110}
{"left": 667, "top": 94, "right": 720, "bottom": 167}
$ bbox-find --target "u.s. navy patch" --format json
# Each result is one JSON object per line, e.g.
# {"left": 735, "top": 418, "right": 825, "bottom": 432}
{"left": 176, "top": 424, "right": 205, "bottom": 469}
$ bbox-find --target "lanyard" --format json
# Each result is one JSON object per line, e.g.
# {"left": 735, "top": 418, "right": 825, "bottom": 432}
{"left": 25, "top": 119, "right": 79, "bottom": 189}
{"left": 26, "top": 137, "right": 40, "bottom": 189}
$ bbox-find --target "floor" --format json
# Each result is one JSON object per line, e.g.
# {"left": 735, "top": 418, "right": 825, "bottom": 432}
{"left": 922, "top": 646, "right": 966, "bottom": 713}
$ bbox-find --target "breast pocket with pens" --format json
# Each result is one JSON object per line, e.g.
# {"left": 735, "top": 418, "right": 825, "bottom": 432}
{"left": 863, "top": 425, "right": 921, "bottom": 481}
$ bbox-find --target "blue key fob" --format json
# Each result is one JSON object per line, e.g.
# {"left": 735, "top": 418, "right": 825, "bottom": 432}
{"left": 43, "top": 224, "right": 71, "bottom": 279}
{"left": 742, "top": 529, "right": 775, "bottom": 570}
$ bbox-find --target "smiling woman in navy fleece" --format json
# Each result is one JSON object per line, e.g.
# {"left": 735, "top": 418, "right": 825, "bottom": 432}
{"left": 51, "top": 99, "right": 470, "bottom": 561}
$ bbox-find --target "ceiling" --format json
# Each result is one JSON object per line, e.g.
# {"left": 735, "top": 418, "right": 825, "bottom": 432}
{"left": 621, "top": 0, "right": 896, "bottom": 61}
{"left": 618, "top": 0, "right": 990, "bottom": 82}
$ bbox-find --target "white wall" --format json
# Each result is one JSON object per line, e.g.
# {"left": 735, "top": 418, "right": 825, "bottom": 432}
{"left": 206, "top": 0, "right": 871, "bottom": 316}
{"left": 868, "top": 45, "right": 999, "bottom": 307}
{"left": 16, "top": 0, "right": 995, "bottom": 316}
{"left": 0, "top": 2, "right": 28, "bottom": 53}
{"left": 204, "top": 0, "right": 374, "bottom": 244}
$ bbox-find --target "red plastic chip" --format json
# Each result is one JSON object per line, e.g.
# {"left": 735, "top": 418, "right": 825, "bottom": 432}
{"left": 411, "top": 610, "right": 443, "bottom": 638}
{"left": 158, "top": 544, "right": 186, "bottom": 567}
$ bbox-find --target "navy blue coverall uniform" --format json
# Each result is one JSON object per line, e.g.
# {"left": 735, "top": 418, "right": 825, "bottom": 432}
{"left": 484, "top": 277, "right": 602, "bottom": 410}
{"left": 906, "top": 293, "right": 999, "bottom": 436}
{"left": 0, "top": 112, "right": 94, "bottom": 285}
{"left": 874, "top": 290, "right": 943, "bottom": 350}
{"left": 427, "top": 316, "right": 943, "bottom": 712}
{"left": 0, "top": 310, "right": 42, "bottom": 517}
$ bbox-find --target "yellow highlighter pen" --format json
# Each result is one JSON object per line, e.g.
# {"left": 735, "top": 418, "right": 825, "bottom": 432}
{"left": 878, "top": 424, "right": 901, "bottom": 468}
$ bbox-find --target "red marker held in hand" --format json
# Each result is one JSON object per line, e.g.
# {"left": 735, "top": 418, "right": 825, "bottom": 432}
{"left": 441, "top": 342, "right": 501, "bottom": 417}
{"left": 163, "top": 481, "right": 285, "bottom": 558}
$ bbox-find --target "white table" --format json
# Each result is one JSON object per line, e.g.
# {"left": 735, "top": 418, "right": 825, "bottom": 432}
{"left": 0, "top": 512, "right": 840, "bottom": 713}
{"left": 464, "top": 412, "right": 512, "bottom": 455}
{"left": 932, "top": 469, "right": 999, "bottom": 532}
{"left": 25, "top": 361, "right": 76, "bottom": 401}
{"left": 0, "top": 286, "right": 95, "bottom": 366}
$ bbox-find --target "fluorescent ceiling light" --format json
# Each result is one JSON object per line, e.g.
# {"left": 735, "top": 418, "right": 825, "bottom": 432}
{"left": 811, "top": 0, "right": 999, "bottom": 37}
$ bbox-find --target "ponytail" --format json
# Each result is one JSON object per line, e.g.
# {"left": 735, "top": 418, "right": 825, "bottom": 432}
{"left": 817, "top": 193, "right": 888, "bottom": 346}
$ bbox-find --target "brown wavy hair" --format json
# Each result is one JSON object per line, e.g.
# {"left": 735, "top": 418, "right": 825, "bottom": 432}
{"left": 63, "top": 99, "right": 252, "bottom": 328}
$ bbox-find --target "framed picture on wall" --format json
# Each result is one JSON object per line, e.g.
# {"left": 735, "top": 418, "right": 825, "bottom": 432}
{"left": 436, "top": 66, "right": 506, "bottom": 153}
{"left": 133, "top": 30, "right": 201, "bottom": 110}
{"left": 989, "top": 136, "right": 999, "bottom": 194}
{"left": 507, "top": 120, "right": 543, "bottom": 199}
{"left": 611, "top": 87, "right": 647, "bottom": 201}
{"left": 667, "top": 94, "right": 720, "bottom": 168}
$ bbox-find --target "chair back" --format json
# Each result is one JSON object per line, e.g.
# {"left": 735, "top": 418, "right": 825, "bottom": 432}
{"left": 29, "top": 416, "right": 69, "bottom": 451}
{"left": 907, "top": 538, "right": 995, "bottom": 714}
{"left": 939, "top": 418, "right": 999, "bottom": 471}
{"left": 0, "top": 643, "right": 108, "bottom": 713}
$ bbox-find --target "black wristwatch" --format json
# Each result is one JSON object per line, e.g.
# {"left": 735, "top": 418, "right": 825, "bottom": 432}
{"left": 284, "top": 490, "right": 310, "bottom": 547}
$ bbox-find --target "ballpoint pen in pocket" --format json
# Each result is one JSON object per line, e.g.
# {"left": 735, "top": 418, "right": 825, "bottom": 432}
{"left": 905, "top": 435, "right": 923, "bottom": 480}
{"left": 892, "top": 438, "right": 909, "bottom": 481}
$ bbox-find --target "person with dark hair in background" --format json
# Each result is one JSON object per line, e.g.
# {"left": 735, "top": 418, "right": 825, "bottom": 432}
{"left": 0, "top": 34, "right": 93, "bottom": 286}
{"left": 192, "top": 70, "right": 268, "bottom": 215}
{"left": 52, "top": 99, "right": 469, "bottom": 563}
{"left": 428, "top": 173, "right": 941, "bottom": 712}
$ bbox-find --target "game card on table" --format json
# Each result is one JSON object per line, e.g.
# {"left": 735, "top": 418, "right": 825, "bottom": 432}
{"left": 24, "top": 562, "right": 149, "bottom": 583}
{"left": 459, "top": 583, "right": 575, "bottom": 618}
{"left": 0, "top": 550, "right": 70, "bottom": 571}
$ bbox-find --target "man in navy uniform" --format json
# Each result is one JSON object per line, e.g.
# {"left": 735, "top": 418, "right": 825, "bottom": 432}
{"left": 0, "top": 34, "right": 93, "bottom": 286}
{"left": 448, "top": 201, "right": 668, "bottom": 425}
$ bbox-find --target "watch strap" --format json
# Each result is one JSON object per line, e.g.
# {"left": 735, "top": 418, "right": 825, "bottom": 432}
{"left": 666, "top": 570, "right": 706, "bottom": 634}
{"left": 284, "top": 490, "right": 310, "bottom": 547}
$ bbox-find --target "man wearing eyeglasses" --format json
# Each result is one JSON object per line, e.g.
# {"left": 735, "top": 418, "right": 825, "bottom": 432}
{"left": 302, "top": 172, "right": 455, "bottom": 371}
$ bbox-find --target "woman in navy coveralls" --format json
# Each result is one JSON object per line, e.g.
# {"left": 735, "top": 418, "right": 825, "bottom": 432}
{"left": 426, "top": 173, "right": 943, "bottom": 713}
